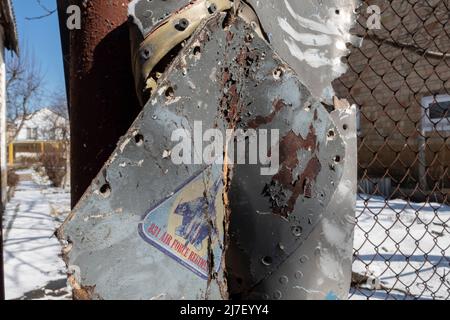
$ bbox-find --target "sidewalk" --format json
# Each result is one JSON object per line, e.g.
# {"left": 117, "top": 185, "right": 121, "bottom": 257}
{"left": 2, "top": 169, "right": 71, "bottom": 300}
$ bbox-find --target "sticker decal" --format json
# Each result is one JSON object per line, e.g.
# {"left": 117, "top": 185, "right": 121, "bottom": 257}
{"left": 138, "top": 166, "right": 225, "bottom": 279}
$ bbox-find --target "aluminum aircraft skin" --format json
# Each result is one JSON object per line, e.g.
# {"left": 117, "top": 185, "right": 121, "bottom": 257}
{"left": 60, "top": 0, "right": 358, "bottom": 300}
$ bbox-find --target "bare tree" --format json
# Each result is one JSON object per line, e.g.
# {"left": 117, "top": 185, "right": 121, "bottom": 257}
{"left": 6, "top": 49, "right": 44, "bottom": 142}
{"left": 48, "top": 92, "right": 69, "bottom": 121}
{"left": 37, "top": 93, "right": 70, "bottom": 140}
{"left": 39, "top": 93, "right": 71, "bottom": 188}
{"left": 26, "top": 0, "right": 57, "bottom": 20}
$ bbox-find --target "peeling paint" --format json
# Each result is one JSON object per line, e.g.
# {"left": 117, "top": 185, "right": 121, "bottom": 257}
{"left": 248, "top": 0, "right": 361, "bottom": 102}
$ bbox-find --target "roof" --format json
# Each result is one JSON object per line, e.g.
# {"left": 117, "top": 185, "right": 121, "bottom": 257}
{"left": 13, "top": 108, "right": 68, "bottom": 127}
{"left": 0, "top": 0, "right": 18, "bottom": 54}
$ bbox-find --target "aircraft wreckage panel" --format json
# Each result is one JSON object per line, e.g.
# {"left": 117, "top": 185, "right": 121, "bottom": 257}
{"left": 60, "top": 13, "right": 356, "bottom": 300}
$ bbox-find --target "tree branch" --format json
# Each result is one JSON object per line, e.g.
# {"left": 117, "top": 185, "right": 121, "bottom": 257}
{"left": 26, "top": 0, "right": 57, "bottom": 21}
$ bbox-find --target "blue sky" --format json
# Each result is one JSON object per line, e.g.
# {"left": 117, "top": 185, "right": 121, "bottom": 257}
{"left": 12, "top": 0, "right": 65, "bottom": 99}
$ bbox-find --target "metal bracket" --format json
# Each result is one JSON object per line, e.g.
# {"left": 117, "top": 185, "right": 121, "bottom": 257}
{"left": 129, "top": 0, "right": 265, "bottom": 104}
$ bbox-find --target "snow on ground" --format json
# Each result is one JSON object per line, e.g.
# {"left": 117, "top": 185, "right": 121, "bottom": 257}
{"left": 2, "top": 169, "right": 449, "bottom": 300}
{"left": 350, "top": 194, "right": 450, "bottom": 300}
{"left": 2, "top": 169, "right": 71, "bottom": 300}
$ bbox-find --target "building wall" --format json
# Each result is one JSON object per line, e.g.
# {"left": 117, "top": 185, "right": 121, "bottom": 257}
{"left": 0, "top": 25, "right": 6, "bottom": 207}
{"left": 334, "top": 0, "right": 450, "bottom": 192}
{"left": 15, "top": 108, "right": 68, "bottom": 142}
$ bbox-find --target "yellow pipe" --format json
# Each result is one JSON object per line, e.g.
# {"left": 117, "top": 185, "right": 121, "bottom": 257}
{"left": 8, "top": 143, "right": 14, "bottom": 166}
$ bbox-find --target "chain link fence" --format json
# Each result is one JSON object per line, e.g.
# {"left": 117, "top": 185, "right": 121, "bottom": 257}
{"left": 334, "top": 0, "right": 450, "bottom": 300}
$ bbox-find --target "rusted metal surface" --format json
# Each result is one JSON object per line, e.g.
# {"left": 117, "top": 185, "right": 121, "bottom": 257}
{"left": 60, "top": 7, "right": 357, "bottom": 299}
{"left": 67, "top": 0, "right": 142, "bottom": 206}
{"left": 227, "top": 99, "right": 356, "bottom": 300}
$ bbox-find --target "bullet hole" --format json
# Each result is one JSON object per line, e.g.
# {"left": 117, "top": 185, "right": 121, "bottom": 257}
{"left": 335, "top": 9, "right": 340, "bottom": 15}
{"left": 208, "top": 3, "right": 217, "bottom": 14}
{"left": 100, "top": 183, "right": 111, "bottom": 198}
{"left": 135, "top": 133, "right": 144, "bottom": 146}
{"left": 165, "top": 86, "right": 175, "bottom": 99}
{"left": 327, "top": 129, "right": 335, "bottom": 138}
{"left": 175, "top": 18, "right": 189, "bottom": 31}
{"left": 193, "top": 46, "right": 201, "bottom": 57}
{"left": 292, "top": 226, "right": 303, "bottom": 237}
{"left": 273, "top": 291, "right": 282, "bottom": 300}
{"left": 334, "top": 155, "right": 341, "bottom": 163}
{"left": 343, "top": 124, "right": 349, "bottom": 130}
{"left": 273, "top": 68, "right": 283, "bottom": 80}
{"left": 279, "top": 276, "right": 289, "bottom": 285}
{"left": 262, "top": 256, "right": 273, "bottom": 266}
{"left": 245, "top": 33, "right": 254, "bottom": 43}
{"left": 141, "top": 48, "right": 151, "bottom": 60}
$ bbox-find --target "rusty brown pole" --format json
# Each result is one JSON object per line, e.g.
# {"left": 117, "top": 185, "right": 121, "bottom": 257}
{"left": 58, "top": 0, "right": 142, "bottom": 206}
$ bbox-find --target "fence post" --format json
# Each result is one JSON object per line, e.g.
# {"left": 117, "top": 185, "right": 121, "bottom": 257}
{"left": 8, "top": 143, "right": 13, "bottom": 167}
{"left": 419, "top": 103, "right": 429, "bottom": 192}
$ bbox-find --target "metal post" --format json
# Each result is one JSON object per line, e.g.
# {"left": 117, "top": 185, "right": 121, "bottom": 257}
{"left": 419, "top": 99, "right": 429, "bottom": 193}
{"left": 57, "top": 0, "right": 142, "bottom": 207}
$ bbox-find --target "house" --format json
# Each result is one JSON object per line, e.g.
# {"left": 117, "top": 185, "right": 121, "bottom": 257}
{"left": 0, "top": 0, "right": 18, "bottom": 207}
{"left": 9, "top": 108, "right": 69, "bottom": 164}
{"left": 14, "top": 108, "right": 68, "bottom": 142}
{"left": 334, "top": 0, "right": 450, "bottom": 200}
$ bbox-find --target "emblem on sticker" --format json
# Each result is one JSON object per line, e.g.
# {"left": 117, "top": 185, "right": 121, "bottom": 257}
{"left": 138, "top": 166, "right": 225, "bottom": 279}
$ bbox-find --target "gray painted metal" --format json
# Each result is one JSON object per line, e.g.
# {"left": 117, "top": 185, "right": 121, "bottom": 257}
{"left": 247, "top": 0, "right": 361, "bottom": 103}
{"left": 60, "top": 4, "right": 357, "bottom": 300}
{"left": 128, "top": 0, "right": 192, "bottom": 37}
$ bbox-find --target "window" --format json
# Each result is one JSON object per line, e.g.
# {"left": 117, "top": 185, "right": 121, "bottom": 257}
{"left": 27, "top": 128, "right": 38, "bottom": 140}
{"left": 421, "top": 94, "right": 450, "bottom": 132}
{"left": 429, "top": 100, "right": 450, "bottom": 121}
